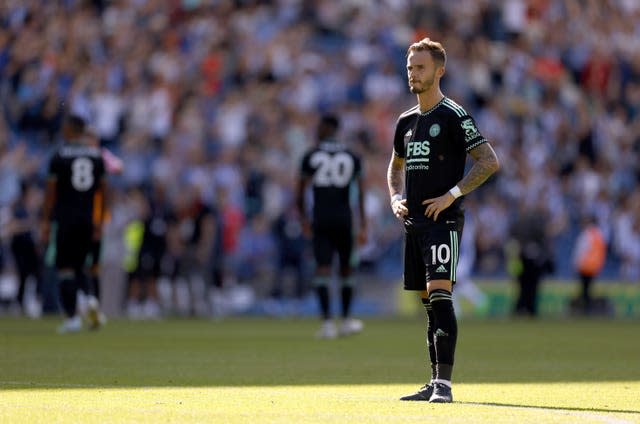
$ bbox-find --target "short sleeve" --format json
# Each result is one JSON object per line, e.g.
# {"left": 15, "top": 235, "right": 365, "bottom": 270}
{"left": 458, "top": 115, "right": 487, "bottom": 152}
{"left": 393, "top": 120, "right": 408, "bottom": 158}
{"left": 48, "top": 154, "right": 61, "bottom": 179}
{"left": 352, "top": 152, "right": 362, "bottom": 178}
{"left": 300, "top": 151, "right": 313, "bottom": 177}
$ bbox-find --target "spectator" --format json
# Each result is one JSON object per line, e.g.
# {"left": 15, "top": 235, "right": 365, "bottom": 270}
{"left": 269, "top": 206, "right": 309, "bottom": 302}
{"left": 0, "top": 1, "right": 638, "bottom": 319}
{"left": 507, "top": 204, "right": 555, "bottom": 317}
{"left": 571, "top": 213, "right": 607, "bottom": 315}
{"left": 7, "top": 180, "right": 43, "bottom": 316}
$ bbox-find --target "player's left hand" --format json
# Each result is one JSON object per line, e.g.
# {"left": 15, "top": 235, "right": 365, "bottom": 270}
{"left": 421, "top": 193, "right": 455, "bottom": 221}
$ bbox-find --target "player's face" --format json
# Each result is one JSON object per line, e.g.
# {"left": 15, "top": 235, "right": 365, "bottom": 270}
{"left": 406, "top": 50, "right": 442, "bottom": 94}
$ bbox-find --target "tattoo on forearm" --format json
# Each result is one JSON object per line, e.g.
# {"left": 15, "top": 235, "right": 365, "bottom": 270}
{"left": 459, "top": 143, "right": 499, "bottom": 195}
{"left": 387, "top": 156, "right": 405, "bottom": 196}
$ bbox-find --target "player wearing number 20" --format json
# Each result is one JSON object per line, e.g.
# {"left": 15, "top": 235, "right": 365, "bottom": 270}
{"left": 297, "top": 114, "right": 367, "bottom": 339}
{"left": 42, "top": 115, "right": 107, "bottom": 333}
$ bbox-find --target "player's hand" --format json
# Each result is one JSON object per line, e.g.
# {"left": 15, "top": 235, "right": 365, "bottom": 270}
{"left": 422, "top": 193, "right": 455, "bottom": 221}
{"left": 391, "top": 198, "right": 408, "bottom": 220}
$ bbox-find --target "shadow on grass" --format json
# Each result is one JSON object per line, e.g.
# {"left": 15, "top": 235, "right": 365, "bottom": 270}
{"left": 459, "top": 401, "right": 640, "bottom": 415}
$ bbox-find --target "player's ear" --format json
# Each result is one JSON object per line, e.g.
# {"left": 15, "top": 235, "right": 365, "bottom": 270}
{"left": 436, "top": 65, "right": 445, "bottom": 78}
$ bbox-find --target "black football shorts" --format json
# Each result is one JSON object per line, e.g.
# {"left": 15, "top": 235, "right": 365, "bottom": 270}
{"left": 402, "top": 218, "right": 463, "bottom": 290}
{"left": 312, "top": 222, "right": 354, "bottom": 269}
{"left": 55, "top": 220, "right": 93, "bottom": 271}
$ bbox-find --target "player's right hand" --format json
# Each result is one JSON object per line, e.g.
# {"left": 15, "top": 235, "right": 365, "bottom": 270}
{"left": 391, "top": 198, "right": 408, "bottom": 220}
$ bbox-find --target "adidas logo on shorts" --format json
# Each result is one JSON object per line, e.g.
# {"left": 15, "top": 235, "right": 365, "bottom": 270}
{"left": 435, "top": 265, "right": 447, "bottom": 273}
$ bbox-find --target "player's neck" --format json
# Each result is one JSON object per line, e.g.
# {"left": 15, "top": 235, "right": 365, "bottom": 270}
{"left": 417, "top": 89, "right": 444, "bottom": 113}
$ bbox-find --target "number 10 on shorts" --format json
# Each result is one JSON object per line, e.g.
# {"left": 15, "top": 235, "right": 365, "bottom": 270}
{"left": 430, "top": 244, "right": 450, "bottom": 265}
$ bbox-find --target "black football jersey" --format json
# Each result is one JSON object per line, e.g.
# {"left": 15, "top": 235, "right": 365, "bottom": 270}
{"left": 48, "top": 143, "right": 106, "bottom": 224}
{"left": 393, "top": 97, "right": 486, "bottom": 223}
{"left": 300, "top": 141, "right": 362, "bottom": 226}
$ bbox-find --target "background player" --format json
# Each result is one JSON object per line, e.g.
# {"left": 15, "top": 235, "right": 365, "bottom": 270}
{"left": 388, "top": 38, "right": 499, "bottom": 402}
{"left": 297, "top": 114, "right": 367, "bottom": 339}
{"left": 41, "top": 115, "right": 107, "bottom": 333}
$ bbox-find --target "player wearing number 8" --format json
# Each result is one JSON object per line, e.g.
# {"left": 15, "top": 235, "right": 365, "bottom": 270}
{"left": 41, "top": 115, "right": 107, "bottom": 333}
{"left": 297, "top": 114, "right": 367, "bottom": 339}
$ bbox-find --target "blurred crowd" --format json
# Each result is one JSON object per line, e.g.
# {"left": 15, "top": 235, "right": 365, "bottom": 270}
{"left": 1, "top": 0, "right": 639, "bottom": 315}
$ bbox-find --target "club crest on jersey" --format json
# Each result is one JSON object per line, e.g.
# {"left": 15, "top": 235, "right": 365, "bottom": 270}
{"left": 461, "top": 118, "right": 480, "bottom": 142}
{"left": 429, "top": 124, "right": 440, "bottom": 138}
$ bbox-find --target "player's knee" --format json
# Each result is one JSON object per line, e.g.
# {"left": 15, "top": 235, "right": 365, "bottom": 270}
{"left": 427, "top": 279, "right": 453, "bottom": 295}
{"left": 313, "top": 276, "right": 331, "bottom": 287}
{"left": 57, "top": 269, "right": 75, "bottom": 281}
{"left": 340, "top": 275, "right": 354, "bottom": 287}
{"left": 315, "top": 265, "right": 331, "bottom": 277}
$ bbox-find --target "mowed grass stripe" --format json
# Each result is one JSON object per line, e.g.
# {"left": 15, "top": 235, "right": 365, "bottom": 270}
{"left": 2, "top": 384, "right": 639, "bottom": 424}
{"left": 1, "top": 316, "right": 640, "bottom": 423}
{"left": 2, "top": 317, "right": 640, "bottom": 386}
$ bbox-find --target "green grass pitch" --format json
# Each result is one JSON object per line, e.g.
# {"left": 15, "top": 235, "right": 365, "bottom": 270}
{"left": 1, "top": 317, "right": 639, "bottom": 423}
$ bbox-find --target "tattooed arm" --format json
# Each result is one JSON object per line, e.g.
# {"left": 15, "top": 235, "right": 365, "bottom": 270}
{"left": 387, "top": 153, "right": 405, "bottom": 198}
{"left": 458, "top": 142, "right": 500, "bottom": 195}
{"left": 388, "top": 152, "right": 408, "bottom": 219}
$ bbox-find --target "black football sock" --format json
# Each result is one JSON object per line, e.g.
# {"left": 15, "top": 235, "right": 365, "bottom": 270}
{"left": 58, "top": 277, "right": 78, "bottom": 318}
{"left": 340, "top": 284, "right": 353, "bottom": 318}
{"left": 314, "top": 278, "right": 331, "bottom": 320}
{"left": 90, "top": 275, "right": 101, "bottom": 300}
{"left": 429, "top": 289, "right": 458, "bottom": 383}
{"left": 421, "top": 297, "right": 437, "bottom": 382}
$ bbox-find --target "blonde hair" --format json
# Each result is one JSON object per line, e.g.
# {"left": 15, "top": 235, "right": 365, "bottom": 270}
{"left": 407, "top": 38, "right": 446, "bottom": 66}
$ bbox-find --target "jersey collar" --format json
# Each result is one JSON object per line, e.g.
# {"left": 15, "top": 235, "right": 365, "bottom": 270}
{"left": 419, "top": 97, "right": 446, "bottom": 116}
